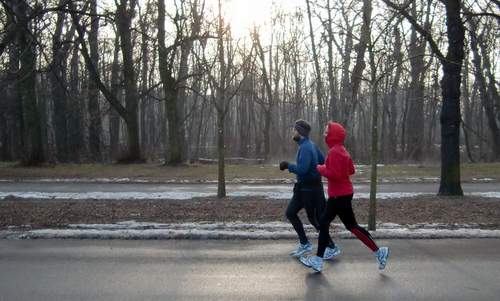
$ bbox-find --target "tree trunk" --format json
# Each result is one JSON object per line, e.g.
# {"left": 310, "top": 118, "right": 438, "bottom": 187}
{"left": 368, "top": 61, "right": 378, "bottom": 231}
{"left": 109, "top": 34, "right": 121, "bottom": 159}
{"left": 116, "top": 0, "right": 141, "bottom": 162}
{"left": 325, "top": 0, "right": 336, "bottom": 123}
{"left": 305, "top": 0, "right": 325, "bottom": 131}
{"left": 69, "top": 0, "right": 140, "bottom": 163}
{"left": 386, "top": 24, "right": 402, "bottom": 161}
{"left": 140, "top": 15, "right": 149, "bottom": 156}
{"left": 426, "top": 71, "right": 440, "bottom": 155}
{"left": 157, "top": 0, "right": 183, "bottom": 165}
{"left": 164, "top": 85, "right": 183, "bottom": 164}
{"left": 342, "top": 0, "right": 372, "bottom": 158}
{"left": 470, "top": 20, "right": 500, "bottom": 160}
{"left": 125, "top": 111, "right": 140, "bottom": 162}
{"left": 216, "top": 0, "right": 227, "bottom": 198}
{"left": 343, "top": 0, "right": 372, "bottom": 128}
{"left": 1, "top": 40, "right": 23, "bottom": 161}
{"left": 194, "top": 96, "right": 207, "bottom": 160}
{"left": 253, "top": 30, "right": 273, "bottom": 160}
{"left": 405, "top": 1, "right": 426, "bottom": 162}
{"left": 67, "top": 41, "right": 83, "bottom": 162}
{"left": 175, "top": 47, "right": 189, "bottom": 162}
{"left": 264, "top": 109, "right": 271, "bottom": 159}
{"left": 365, "top": 0, "right": 378, "bottom": 230}
{"left": 461, "top": 56, "right": 475, "bottom": 163}
{"left": 238, "top": 78, "right": 250, "bottom": 157}
{"left": 338, "top": 17, "right": 354, "bottom": 122}
{"left": 176, "top": 1, "right": 200, "bottom": 162}
{"left": 438, "top": 0, "right": 464, "bottom": 196}
{"left": 217, "top": 111, "right": 226, "bottom": 197}
{"left": 15, "top": 1, "right": 43, "bottom": 165}
{"left": 88, "top": 0, "right": 102, "bottom": 162}
{"left": 50, "top": 4, "right": 69, "bottom": 162}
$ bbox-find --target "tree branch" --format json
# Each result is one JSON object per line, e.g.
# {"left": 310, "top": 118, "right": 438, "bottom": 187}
{"left": 69, "top": 2, "right": 127, "bottom": 118}
{"left": 381, "top": 0, "right": 446, "bottom": 64}
{"left": 463, "top": 11, "right": 500, "bottom": 22}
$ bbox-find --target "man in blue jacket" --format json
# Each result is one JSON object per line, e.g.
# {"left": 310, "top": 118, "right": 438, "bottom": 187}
{"left": 280, "top": 120, "right": 341, "bottom": 259}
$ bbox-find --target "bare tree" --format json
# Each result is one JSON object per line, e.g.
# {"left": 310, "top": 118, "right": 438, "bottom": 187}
{"left": 305, "top": 0, "right": 326, "bottom": 132}
{"left": 0, "top": 0, "right": 498, "bottom": 168}
{"left": 467, "top": 13, "right": 500, "bottom": 160}
{"left": 404, "top": 0, "right": 430, "bottom": 162}
{"left": 157, "top": 0, "right": 203, "bottom": 165}
{"left": 88, "top": 0, "right": 102, "bottom": 161}
{"left": 49, "top": 0, "right": 75, "bottom": 162}
{"left": 109, "top": 33, "right": 121, "bottom": 159}
{"left": 11, "top": 0, "right": 44, "bottom": 165}
{"left": 0, "top": 3, "right": 23, "bottom": 161}
{"left": 207, "top": 0, "right": 254, "bottom": 197}
{"left": 70, "top": 0, "right": 143, "bottom": 162}
{"left": 251, "top": 28, "right": 274, "bottom": 161}
{"left": 383, "top": 23, "right": 402, "bottom": 161}
{"left": 343, "top": 0, "right": 372, "bottom": 128}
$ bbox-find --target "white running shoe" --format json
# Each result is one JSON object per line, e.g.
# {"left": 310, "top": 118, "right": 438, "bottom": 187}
{"left": 375, "top": 247, "right": 390, "bottom": 270}
{"left": 299, "top": 255, "right": 324, "bottom": 272}
{"left": 323, "top": 245, "right": 342, "bottom": 260}
{"left": 290, "top": 242, "right": 313, "bottom": 257}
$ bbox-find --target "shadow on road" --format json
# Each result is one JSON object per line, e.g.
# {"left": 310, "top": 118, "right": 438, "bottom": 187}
{"left": 304, "top": 272, "right": 336, "bottom": 300}
{"left": 304, "top": 267, "right": 397, "bottom": 300}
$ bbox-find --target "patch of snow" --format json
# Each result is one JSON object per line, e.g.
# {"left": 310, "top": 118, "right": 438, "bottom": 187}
{"left": 229, "top": 191, "right": 292, "bottom": 199}
{"left": 469, "top": 192, "right": 500, "bottom": 198}
{"left": 0, "top": 191, "right": 213, "bottom": 200}
{"left": 0, "top": 191, "right": 428, "bottom": 200}
{"left": 0, "top": 178, "right": 295, "bottom": 184}
{"left": 231, "top": 178, "right": 294, "bottom": 184}
{"left": 421, "top": 177, "right": 440, "bottom": 181}
{"left": 472, "top": 177, "right": 495, "bottom": 182}
{"left": 354, "top": 192, "right": 430, "bottom": 199}
{"left": 376, "top": 177, "right": 441, "bottom": 183}
{"left": 2, "top": 190, "right": 499, "bottom": 201}
{"left": 37, "top": 178, "right": 133, "bottom": 183}
{"left": 355, "top": 164, "right": 385, "bottom": 168}
{"left": 2, "top": 221, "right": 500, "bottom": 240}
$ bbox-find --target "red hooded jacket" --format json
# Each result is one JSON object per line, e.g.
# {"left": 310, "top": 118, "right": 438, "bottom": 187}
{"left": 317, "top": 122, "right": 355, "bottom": 198}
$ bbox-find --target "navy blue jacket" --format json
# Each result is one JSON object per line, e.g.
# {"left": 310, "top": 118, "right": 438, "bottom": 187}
{"left": 288, "top": 137, "right": 325, "bottom": 184}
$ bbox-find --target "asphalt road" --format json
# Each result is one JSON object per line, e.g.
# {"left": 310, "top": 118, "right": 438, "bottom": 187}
{"left": 0, "top": 181, "right": 498, "bottom": 195}
{"left": 1, "top": 239, "right": 499, "bottom": 301}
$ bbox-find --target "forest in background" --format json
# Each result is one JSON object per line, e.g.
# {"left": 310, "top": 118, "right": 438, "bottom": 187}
{"left": 0, "top": 0, "right": 498, "bottom": 168}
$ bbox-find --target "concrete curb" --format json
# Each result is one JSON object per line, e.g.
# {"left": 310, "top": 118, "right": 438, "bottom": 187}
{"left": 2, "top": 222, "right": 500, "bottom": 240}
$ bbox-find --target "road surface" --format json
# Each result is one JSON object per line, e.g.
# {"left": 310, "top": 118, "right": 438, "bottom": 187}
{"left": 0, "top": 239, "right": 499, "bottom": 300}
{"left": 0, "top": 181, "right": 498, "bottom": 200}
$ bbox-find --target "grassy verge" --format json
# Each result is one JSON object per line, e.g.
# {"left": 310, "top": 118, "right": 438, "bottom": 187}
{"left": 0, "top": 161, "right": 499, "bottom": 182}
{"left": 1, "top": 196, "right": 499, "bottom": 229}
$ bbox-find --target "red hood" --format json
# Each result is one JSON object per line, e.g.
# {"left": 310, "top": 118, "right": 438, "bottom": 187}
{"left": 325, "top": 122, "right": 346, "bottom": 148}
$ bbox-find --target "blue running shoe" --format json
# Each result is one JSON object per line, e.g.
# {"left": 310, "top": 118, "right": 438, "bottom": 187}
{"left": 290, "top": 242, "right": 313, "bottom": 257}
{"left": 375, "top": 247, "right": 389, "bottom": 270}
{"left": 323, "top": 245, "right": 342, "bottom": 260}
{"left": 299, "top": 255, "right": 324, "bottom": 272}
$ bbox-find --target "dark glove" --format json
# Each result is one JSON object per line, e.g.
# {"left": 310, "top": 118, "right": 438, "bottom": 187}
{"left": 279, "top": 161, "right": 289, "bottom": 171}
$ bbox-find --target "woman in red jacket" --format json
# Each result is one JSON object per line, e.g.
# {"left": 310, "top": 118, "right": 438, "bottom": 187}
{"left": 299, "top": 121, "right": 389, "bottom": 272}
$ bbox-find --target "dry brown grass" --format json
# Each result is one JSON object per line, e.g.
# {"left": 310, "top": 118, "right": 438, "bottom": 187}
{"left": 0, "top": 161, "right": 498, "bottom": 182}
{"left": 1, "top": 196, "right": 499, "bottom": 229}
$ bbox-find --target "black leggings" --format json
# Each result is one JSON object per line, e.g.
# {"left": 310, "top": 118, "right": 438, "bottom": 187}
{"left": 317, "top": 194, "right": 379, "bottom": 257}
{"left": 286, "top": 182, "right": 334, "bottom": 247}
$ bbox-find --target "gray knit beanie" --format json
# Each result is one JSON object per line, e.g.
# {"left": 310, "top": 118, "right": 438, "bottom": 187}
{"left": 294, "top": 119, "right": 311, "bottom": 137}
